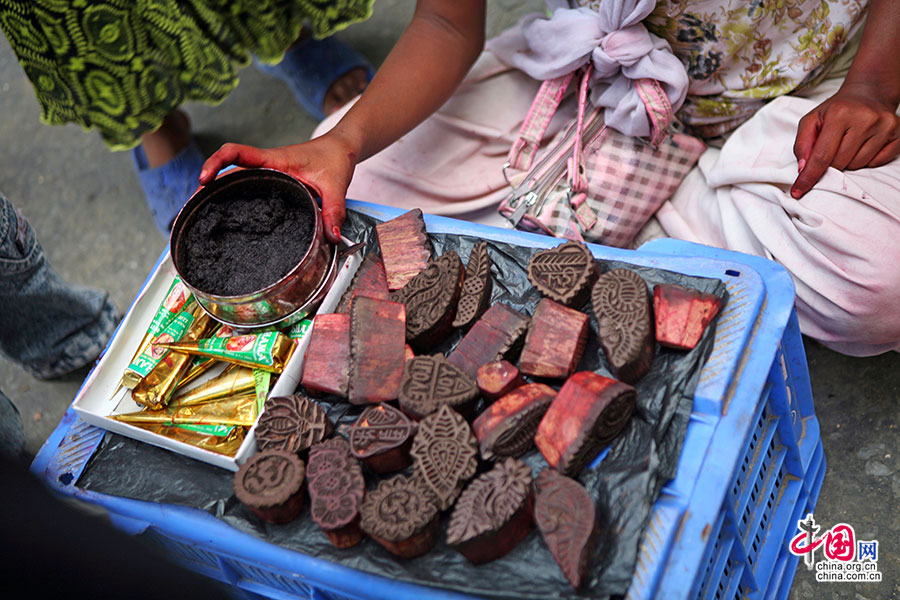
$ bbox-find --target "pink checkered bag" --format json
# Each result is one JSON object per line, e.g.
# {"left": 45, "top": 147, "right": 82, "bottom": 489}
{"left": 499, "top": 66, "right": 706, "bottom": 248}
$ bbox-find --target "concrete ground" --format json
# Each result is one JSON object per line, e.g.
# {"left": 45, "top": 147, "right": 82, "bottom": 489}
{"left": 0, "top": 2, "right": 896, "bottom": 598}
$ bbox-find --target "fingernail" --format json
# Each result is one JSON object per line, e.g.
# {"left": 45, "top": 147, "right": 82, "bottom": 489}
{"left": 199, "top": 170, "right": 208, "bottom": 181}
{"left": 798, "top": 159, "right": 806, "bottom": 173}
{"left": 790, "top": 188, "right": 802, "bottom": 199}
{"left": 332, "top": 226, "right": 341, "bottom": 239}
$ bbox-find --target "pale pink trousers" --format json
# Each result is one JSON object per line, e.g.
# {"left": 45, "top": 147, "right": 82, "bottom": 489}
{"left": 315, "top": 56, "right": 900, "bottom": 356}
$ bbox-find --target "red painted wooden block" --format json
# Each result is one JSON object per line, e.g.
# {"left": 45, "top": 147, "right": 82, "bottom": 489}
{"left": 376, "top": 208, "right": 432, "bottom": 291}
{"left": 534, "top": 371, "right": 635, "bottom": 476}
{"left": 476, "top": 360, "right": 524, "bottom": 404}
{"left": 653, "top": 283, "right": 723, "bottom": 350}
{"left": 337, "top": 253, "right": 391, "bottom": 313}
{"left": 472, "top": 382, "right": 556, "bottom": 460}
{"left": 519, "top": 298, "right": 589, "bottom": 380}
{"left": 447, "top": 303, "right": 530, "bottom": 380}
{"left": 348, "top": 297, "right": 407, "bottom": 404}
{"left": 301, "top": 313, "right": 350, "bottom": 397}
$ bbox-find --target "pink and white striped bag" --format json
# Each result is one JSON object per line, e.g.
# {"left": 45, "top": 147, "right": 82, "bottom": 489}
{"left": 499, "top": 66, "right": 706, "bottom": 248}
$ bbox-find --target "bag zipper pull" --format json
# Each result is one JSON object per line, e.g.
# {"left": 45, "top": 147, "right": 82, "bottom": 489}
{"left": 507, "top": 191, "right": 538, "bottom": 227}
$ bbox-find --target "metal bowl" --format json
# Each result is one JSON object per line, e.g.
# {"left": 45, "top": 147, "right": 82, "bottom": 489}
{"left": 170, "top": 168, "right": 335, "bottom": 328}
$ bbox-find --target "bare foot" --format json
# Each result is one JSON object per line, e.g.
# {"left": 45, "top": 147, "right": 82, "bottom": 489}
{"left": 323, "top": 67, "right": 369, "bottom": 116}
{"left": 140, "top": 110, "right": 191, "bottom": 168}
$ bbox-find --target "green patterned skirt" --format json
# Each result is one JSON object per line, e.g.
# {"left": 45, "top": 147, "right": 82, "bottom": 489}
{"left": 0, "top": 0, "right": 374, "bottom": 149}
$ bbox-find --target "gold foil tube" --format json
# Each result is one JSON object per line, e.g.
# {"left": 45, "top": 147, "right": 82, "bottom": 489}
{"left": 114, "top": 393, "right": 259, "bottom": 427}
{"left": 174, "top": 324, "right": 237, "bottom": 390}
{"left": 117, "top": 278, "right": 194, "bottom": 390}
{"left": 125, "top": 422, "right": 246, "bottom": 456}
{"left": 154, "top": 332, "right": 295, "bottom": 373}
{"left": 131, "top": 306, "right": 214, "bottom": 410}
{"left": 170, "top": 368, "right": 257, "bottom": 407}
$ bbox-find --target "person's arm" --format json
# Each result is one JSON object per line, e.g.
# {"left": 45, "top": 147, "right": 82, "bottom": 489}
{"left": 791, "top": 0, "right": 900, "bottom": 198}
{"left": 199, "top": 0, "right": 486, "bottom": 243}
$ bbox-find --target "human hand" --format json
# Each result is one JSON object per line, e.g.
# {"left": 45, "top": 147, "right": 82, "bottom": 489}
{"left": 199, "top": 133, "right": 359, "bottom": 244}
{"left": 791, "top": 82, "right": 900, "bottom": 199}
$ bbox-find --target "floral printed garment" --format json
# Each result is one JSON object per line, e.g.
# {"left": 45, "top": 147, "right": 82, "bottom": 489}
{"left": 574, "top": 0, "right": 867, "bottom": 138}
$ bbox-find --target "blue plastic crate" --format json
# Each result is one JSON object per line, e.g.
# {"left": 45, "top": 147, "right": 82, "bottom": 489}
{"left": 31, "top": 201, "right": 824, "bottom": 600}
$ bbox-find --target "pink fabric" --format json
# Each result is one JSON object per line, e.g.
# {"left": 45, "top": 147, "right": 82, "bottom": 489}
{"left": 315, "top": 52, "right": 574, "bottom": 222}
{"left": 486, "top": 3, "right": 687, "bottom": 137}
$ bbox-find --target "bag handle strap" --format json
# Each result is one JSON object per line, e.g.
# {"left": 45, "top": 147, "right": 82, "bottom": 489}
{"left": 635, "top": 77, "right": 674, "bottom": 148}
{"left": 506, "top": 72, "right": 574, "bottom": 171}
{"left": 507, "top": 74, "right": 675, "bottom": 174}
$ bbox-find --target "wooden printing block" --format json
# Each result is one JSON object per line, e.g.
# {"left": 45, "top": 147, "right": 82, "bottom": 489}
{"left": 518, "top": 298, "right": 589, "bottom": 380}
{"left": 256, "top": 394, "right": 333, "bottom": 455}
{"left": 306, "top": 438, "right": 366, "bottom": 548}
{"left": 347, "top": 403, "right": 417, "bottom": 474}
{"left": 336, "top": 252, "right": 391, "bottom": 313}
{"left": 452, "top": 242, "right": 493, "bottom": 330}
{"left": 653, "top": 283, "right": 723, "bottom": 350}
{"left": 446, "top": 457, "right": 535, "bottom": 565}
{"left": 359, "top": 474, "right": 440, "bottom": 558}
{"left": 398, "top": 355, "right": 479, "bottom": 421}
{"left": 390, "top": 251, "right": 464, "bottom": 350}
{"left": 376, "top": 208, "right": 432, "bottom": 291}
{"left": 476, "top": 360, "right": 525, "bottom": 404}
{"left": 348, "top": 297, "right": 407, "bottom": 404}
{"left": 534, "top": 371, "right": 635, "bottom": 477}
{"left": 534, "top": 469, "right": 598, "bottom": 590}
{"left": 233, "top": 450, "right": 306, "bottom": 524}
{"left": 447, "top": 303, "right": 530, "bottom": 380}
{"left": 410, "top": 405, "right": 478, "bottom": 511}
{"left": 527, "top": 240, "right": 597, "bottom": 307}
{"left": 300, "top": 313, "right": 350, "bottom": 397}
{"left": 472, "top": 382, "right": 556, "bottom": 461}
{"left": 591, "top": 268, "right": 655, "bottom": 383}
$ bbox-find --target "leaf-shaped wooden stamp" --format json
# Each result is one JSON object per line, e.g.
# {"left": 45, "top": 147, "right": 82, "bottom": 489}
{"left": 307, "top": 438, "right": 365, "bottom": 548}
{"left": 347, "top": 403, "right": 416, "bottom": 474}
{"left": 446, "top": 457, "right": 535, "bottom": 564}
{"left": 591, "top": 268, "right": 655, "bottom": 383}
{"left": 472, "top": 382, "right": 556, "bottom": 461}
{"left": 359, "top": 474, "right": 440, "bottom": 558}
{"left": 527, "top": 240, "right": 597, "bottom": 307}
{"left": 256, "top": 394, "right": 333, "bottom": 455}
{"left": 376, "top": 208, "right": 432, "bottom": 291}
{"left": 452, "top": 242, "right": 493, "bottom": 329}
{"left": 399, "top": 355, "right": 479, "bottom": 420}
{"left": 534, "top": 372, "right": 635, "bottom": 477}
{"left": 534, "top": 469, "right": 598, "bottom": 590}
{"left": 410, "top": 404, "right": 478, "bottom": 511}
{"left": 391, "top": 251, "right": 464, "bottom": 350}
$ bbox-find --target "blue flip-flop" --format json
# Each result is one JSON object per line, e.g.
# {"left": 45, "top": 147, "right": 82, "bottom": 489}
{"left": 132, "top": 140, "right": 206, "bottom": 235}
{"left": 256, "top": 36, "right": 374, "bottom": 121}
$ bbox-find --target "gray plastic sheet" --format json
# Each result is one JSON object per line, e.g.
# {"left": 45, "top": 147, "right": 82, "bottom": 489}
{"left": 79, "top": 210, "right": 728, "bottom": 599}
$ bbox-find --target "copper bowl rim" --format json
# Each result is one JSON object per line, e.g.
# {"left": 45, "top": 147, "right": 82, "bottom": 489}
{"left": 170, "top": 167, "right": 326, "bottom": 301}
